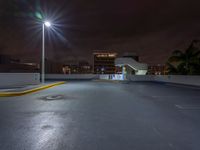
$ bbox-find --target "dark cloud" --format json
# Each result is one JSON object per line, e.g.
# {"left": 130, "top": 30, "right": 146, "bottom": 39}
{"left": 1, "top": 0, "right": 200, "bottom": 64}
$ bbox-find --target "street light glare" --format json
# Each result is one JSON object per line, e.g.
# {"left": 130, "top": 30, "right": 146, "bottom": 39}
{"left": 44, "top": 21, "right": 51, "bottom": 27}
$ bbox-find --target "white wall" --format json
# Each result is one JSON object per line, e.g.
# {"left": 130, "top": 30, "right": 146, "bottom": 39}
{"left": 99, "top": 74, "right": 124, "bottom": 80}
{"left": 45, "top": 74, "right": 99, "bottom": 80}
{"left": 0, "top": 73, "right": 40, "bottom": 88}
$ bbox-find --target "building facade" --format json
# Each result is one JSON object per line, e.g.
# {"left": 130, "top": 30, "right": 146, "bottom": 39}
{"left": 78, "top": 61, "right": 92, "bottom": 74}
{"left": 93, "top": 52, "right": 117, "bottom": 74}
{"left": 62, "top": 61, "right": 92, "bottom": 74}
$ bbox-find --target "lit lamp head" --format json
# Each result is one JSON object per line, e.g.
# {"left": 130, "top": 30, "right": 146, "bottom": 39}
{"left": 44, "top": 21, "right": 51, "bottom": 27}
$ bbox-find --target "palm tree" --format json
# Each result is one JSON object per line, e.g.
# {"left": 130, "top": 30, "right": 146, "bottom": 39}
{"left": 167, "top": 40, "right": 200, "bottom": 75}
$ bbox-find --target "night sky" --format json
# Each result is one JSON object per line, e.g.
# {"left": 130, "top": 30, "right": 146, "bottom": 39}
{"left": 0, "top": 0, "right": 200, "bottom": 64}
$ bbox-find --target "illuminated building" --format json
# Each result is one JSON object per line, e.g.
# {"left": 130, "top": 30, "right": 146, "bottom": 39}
{"left": 62, "top": 64, "right": 79, "bottom": 74}
{"left": 93, "top": 51, "right": 117, "bottom": 74}
{"left": 148, "top": 64, "right": 167, "bottom": 75}
{"left": 115, "top": 53, "right": 148, "bottom": 75}
{"left": 62, "top": 61, "right": 92, "bottom": 74}
{"left": 78, "top": 61, "right": 92, "bottom": 74}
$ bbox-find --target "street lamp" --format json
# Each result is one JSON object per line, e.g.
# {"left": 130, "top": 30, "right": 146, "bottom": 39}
{"left": 41, "top": 21, "right": 51, "bottom": 83}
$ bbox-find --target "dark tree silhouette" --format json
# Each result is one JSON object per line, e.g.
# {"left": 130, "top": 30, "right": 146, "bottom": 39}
{"left": 167, "top": 40, "right": 200, "bottom": 75}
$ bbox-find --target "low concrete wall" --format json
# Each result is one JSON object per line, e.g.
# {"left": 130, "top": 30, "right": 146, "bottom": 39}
{"left": 0, "top": 73, "right": 40, "bottom": 88}
{"left": 128, "top": 75, "right": 200, "bottom": 86}
{"left": 1, "top": 73, "right": 199, "bottom": 88}
{"left": 99, "top": 74, "right": 124, "bottom": 80}
{"left": 154, "top": 75, "right": 200, "bottom": 86}
{"left": 127, "top": 75, "right": 155, "bottom": 81}
{"left": 45, "top": 74, "right": 99, "bottom": 80}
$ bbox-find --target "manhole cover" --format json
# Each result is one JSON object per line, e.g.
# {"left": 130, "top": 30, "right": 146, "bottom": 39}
{"left": 40, "top": 95, "right": 65, "bottom": 101}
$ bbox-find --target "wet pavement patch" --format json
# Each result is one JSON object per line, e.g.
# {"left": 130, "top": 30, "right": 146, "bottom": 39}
{"left": 41, "top": 125, "right": 54, "bottom": 130}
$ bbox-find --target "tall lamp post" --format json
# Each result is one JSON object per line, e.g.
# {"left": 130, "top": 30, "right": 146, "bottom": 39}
{"left": 41, "top": 21, "right": 51, "bottom": 83}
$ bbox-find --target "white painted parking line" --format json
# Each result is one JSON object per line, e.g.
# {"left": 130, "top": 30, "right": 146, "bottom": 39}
{"left": 152, "top": 96, "right": 200, "bottom": 99}
{"left": 152, "top": 96, "right": 181, "bottom": 98}
{"left": 175, "top": 104, "right": 200, "bottom": 110}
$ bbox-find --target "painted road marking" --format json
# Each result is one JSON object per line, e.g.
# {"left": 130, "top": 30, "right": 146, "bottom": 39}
{"left": 175, "top": 104, "right": 200, "bottom": 110}
{"left": 152, "top": 96, "right": 200, "bottom": 99}
{"left": 0, "top": 82, "right": 65, "bottom": 97}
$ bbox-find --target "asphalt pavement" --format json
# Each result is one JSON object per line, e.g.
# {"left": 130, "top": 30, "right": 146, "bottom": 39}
{"left": 0, "top": 81, "right": 200, "bottom": 150}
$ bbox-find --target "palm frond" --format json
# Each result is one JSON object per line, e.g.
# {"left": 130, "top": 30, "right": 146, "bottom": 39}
{"left": 166, "top": 62, "right": 178, "bottom": 74}
{"left": 168, "top": 55, "right": 184, "bottom": 62}
{"left": 172, "top": 50, "right": 183, "bottom": 56}
{"left": 167, "top": 40, "right": 200, "bottom": 75}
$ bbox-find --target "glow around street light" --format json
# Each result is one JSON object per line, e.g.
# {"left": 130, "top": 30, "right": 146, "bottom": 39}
{"left": 44, "top": 21, "right": 51, "bottom": 27}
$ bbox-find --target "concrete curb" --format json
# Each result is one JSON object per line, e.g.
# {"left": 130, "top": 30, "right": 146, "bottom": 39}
{"left": 0, "top": 82, "right": 65, "bottom": 97}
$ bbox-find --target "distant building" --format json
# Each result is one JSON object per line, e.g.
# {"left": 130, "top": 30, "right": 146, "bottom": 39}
{"left": 0, "top": 55, "right": 39, "bottom": 73}
{"left": 45, "top": 60, "right": 63, "bottom": 74}
{"left": 62, "top": 61, "right": 92, "bottom": 74}
{"left": 115, "top": 52, "right": 148, "bottom": 75}
{"left": 148, "top": 64, "right": 167, "bottom": 75}
{"left": 0, "top": 63, "right": 39, "bottom": 73}
{"left": 62, "top": 65, "right": 71, "bottom": 74}
{"left": 78, "top": 61, "right": 92, "bottom": 74}
{"left": 121, "top": 52, "right": 140, "bottom": 75}
{"left": 62, "top": 64, "right": 79, "bottom": 74}
{"left": 93, "top": 51, "right": 117, "bottom": 74}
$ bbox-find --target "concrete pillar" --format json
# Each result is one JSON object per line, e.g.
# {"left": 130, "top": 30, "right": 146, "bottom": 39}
{"left": 122, "top": 66, "right": 126, "bottom": 80}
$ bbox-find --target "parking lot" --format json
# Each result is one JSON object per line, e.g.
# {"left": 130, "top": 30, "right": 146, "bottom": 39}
{"left": 0, "top": 81, "right": 200, "bottom": 150}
